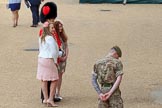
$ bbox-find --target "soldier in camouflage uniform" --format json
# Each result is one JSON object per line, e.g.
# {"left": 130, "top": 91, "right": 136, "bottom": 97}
{"left": 92, "top": 46, "right": 124, "bottom": 108}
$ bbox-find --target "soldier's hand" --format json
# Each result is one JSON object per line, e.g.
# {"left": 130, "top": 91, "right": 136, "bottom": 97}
{"left": 99, "top": 93, "right": 105, "bottom": 100}
{"left": 105, "top": 92, "right": 112, "bottom": 100}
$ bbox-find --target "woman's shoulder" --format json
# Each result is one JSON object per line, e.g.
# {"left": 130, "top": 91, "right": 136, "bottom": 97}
{"left": 45, "top": 35, "right": 53, "bottom": 39}
{"left": 45, "top": 35, "right": 55, "bottom": 42}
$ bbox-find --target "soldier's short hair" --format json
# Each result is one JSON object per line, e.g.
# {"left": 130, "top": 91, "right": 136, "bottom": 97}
{"left": 111, "top": 46, "right": 122, "bottom": 57}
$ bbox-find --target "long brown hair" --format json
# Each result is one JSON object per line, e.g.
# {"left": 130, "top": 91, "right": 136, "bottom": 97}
{"left": 54, "top": 21, "right": 68, "bottom": 43}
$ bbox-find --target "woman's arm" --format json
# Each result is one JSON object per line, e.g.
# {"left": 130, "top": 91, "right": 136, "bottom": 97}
{"left": 59, "top": 42, "right": 69, "bottom": 62}
{"left": 47, "top": 36, "right": 59, "bottom": 63}
{"left": 64, "top": 42, "right": 69, "bottom": 59}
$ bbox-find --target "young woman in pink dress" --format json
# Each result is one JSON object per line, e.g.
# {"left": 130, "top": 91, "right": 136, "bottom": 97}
{"left": 37, "top": 21, "right": 59, "bottom": 107}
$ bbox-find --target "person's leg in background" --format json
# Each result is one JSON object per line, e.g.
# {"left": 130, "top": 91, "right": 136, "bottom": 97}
{"left": 11, "top": 11, "right": 17, "bottom": 27}
{"left": 15, "top": 10, "right": 19, "bottom": 26}
{"left": 30, "top": 5, "right": 39, "bottom": 27}
{"left": 11, "top": 10, "right": 19, "bottom": 27}
{"left": 36, "top": 5, "right": 40, "bottom": 25}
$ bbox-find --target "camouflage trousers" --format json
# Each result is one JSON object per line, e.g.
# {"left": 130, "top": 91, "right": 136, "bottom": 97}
{"left": 98, "top": 87, "right": 123, "bottom": 108}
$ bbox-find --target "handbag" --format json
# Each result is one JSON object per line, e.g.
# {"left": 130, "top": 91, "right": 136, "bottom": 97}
{"left": 24, "top": 0, "right": 31, "bottom": 8}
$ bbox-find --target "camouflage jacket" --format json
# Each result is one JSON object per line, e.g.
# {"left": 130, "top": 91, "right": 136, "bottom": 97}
{"left": 93, "top": 56, "right": 123, "bottom": 85}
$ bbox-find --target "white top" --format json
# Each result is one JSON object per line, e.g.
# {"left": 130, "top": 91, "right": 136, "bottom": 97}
{"left": 38, "top": 35, "right": 59, "bottom": 64}
{"left": 9, "top": 0, "right": 21, "bottom": 4}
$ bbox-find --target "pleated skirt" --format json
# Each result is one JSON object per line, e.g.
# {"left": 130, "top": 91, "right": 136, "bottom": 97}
{"left": 37, "top": 58, "right": 59, "bottom": 81}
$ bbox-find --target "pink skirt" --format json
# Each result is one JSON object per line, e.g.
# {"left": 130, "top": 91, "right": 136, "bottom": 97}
{"left": 37, "top": 58, "right": 59, "bottom": 81}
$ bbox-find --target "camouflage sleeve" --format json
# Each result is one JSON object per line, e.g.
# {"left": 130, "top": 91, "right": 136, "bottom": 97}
{"left": 115, "top": 61, "right": 123, "bottom": 77}
{"left": 91, "top": 64, "right": 102, "bottom": 94}
{"left": 92, "top": 73, "right": 102, "bottom": 95}
{"left": 93, "top": 64, "right": 98, "bottom": 75}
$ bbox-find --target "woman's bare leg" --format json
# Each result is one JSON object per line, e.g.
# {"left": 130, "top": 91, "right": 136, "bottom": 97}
{"left": 11, "top": 11, "right": 16, "bottom": 27}
{"left": 15, "top": 10, "right": 19, "bottom": 26}
{"left": 57, "top": 72, "right": 63, "bottom": 97}
{"left": 41, "top": 81, "right": 48, "bottom": 103}
{"left": 47, "top": 80, "right": 58, "bottom": 106}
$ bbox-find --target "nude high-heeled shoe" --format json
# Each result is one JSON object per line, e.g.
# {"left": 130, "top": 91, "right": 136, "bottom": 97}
{"left": 43, "top": 99, "right": 47, "bottom": 104}
{"left": 47, "top": 99, "right": 58, "bottom": 107}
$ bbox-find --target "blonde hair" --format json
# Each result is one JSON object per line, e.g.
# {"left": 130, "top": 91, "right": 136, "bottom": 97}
{"left": 41, "top": 22, "right": 54, "bottom": 43}
{"left": 54, "top": 21, "right": 68, "bottom": 43}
